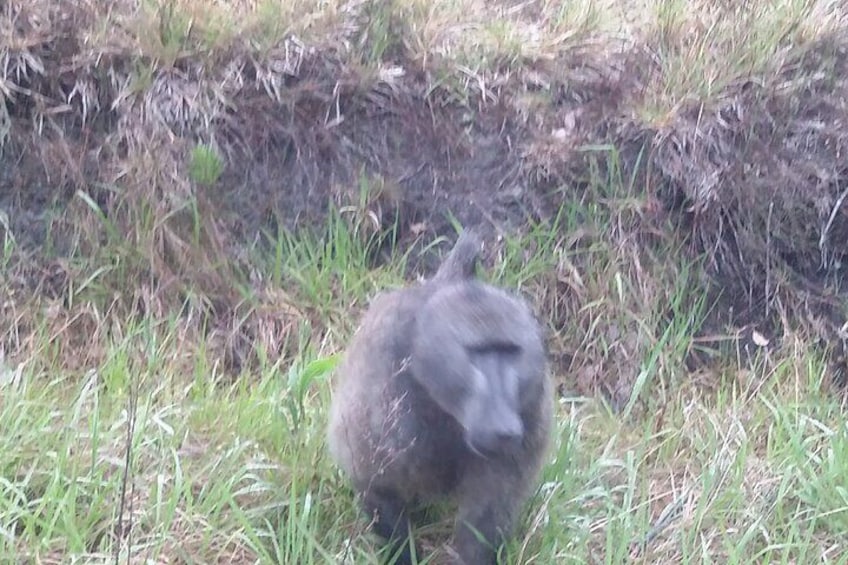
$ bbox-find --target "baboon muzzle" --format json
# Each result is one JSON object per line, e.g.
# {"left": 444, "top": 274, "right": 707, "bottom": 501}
{"left": 466, "top": 417, "right": 524, "bottom": 457}
{"left": 463, "top": 389, "right": 525, "bottom": 457}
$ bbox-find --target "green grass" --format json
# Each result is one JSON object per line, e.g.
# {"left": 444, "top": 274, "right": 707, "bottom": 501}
{"left": 3, "top": 304, "right": 847, "bottom": 562}
{"left": 3, "top": 154, "right": 848, "bottom": 563}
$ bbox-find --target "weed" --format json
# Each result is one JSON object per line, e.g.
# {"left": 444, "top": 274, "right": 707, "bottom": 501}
{"left": 0, "top": 211, "right": 14, "bottom": 271}
{"left": 188, "top": 144, "right": 224, "bottom": 187}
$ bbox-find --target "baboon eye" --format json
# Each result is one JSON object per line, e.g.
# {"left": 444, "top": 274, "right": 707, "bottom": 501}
{"left": 469, "top": 343, "right": 520, "bottom": 356}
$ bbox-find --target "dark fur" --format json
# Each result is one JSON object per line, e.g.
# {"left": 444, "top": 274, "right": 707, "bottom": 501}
{"left": 328, "top": 230, "right": 552, "bottom": 564}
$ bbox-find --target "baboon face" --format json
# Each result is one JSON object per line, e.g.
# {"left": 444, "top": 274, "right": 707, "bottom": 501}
{"left": 430, "top": 345, "right": 533, "bottom": 457}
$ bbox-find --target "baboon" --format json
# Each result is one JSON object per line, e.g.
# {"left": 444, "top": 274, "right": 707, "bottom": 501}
{"left": 327, "top": 230, "right": 552, "bottom": 565}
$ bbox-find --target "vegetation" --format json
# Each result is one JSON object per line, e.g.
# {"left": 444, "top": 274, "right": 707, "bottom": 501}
{"left": 1, "top": 0, "right": 847, "bottom": 562}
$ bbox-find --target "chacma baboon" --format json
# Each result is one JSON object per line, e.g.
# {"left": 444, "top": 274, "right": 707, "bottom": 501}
{"left": 327, "top": 230, "right": 552, "bottom": 565}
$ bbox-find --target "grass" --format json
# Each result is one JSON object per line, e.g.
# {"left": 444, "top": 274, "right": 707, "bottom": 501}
{"left": 3, "top": 157, "right": 848, "bottom": 563}
{"left": 638, "top": 0, "right": 844, "bottom": 123}
{"left": 2, "top": 0, "right": 848, "bottom": 563}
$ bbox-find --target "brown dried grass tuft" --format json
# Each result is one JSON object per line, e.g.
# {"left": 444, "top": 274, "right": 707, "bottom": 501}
{"left": 643, "top": 34, "right": 848, "bottom": 356}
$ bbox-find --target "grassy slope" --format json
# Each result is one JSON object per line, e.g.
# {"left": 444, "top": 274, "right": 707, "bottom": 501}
{"left": 4, "top": 177, "right": 847, "bottom": 564}
{"left": 2, "top": 0, "right": 848, "bottom": 563}
{"left": 4, "top": 191, "right": 848, "bottom": 564}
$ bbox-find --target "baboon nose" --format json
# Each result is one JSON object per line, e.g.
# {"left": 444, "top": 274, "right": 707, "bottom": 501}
{"left": 500, "top": 417, "right": 524, "bottom": 441}
{"left": 496, "top": 411, "right": 524, "bottom": 440}
{"left": 470, "top": 420, "right": 524, "bottom": 455}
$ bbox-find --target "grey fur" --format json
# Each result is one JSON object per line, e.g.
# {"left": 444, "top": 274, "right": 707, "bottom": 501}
{"left": 430, "top": 229, "right": 484, "bottom": 282}
{"left": 327, "top": 230, "right": 553, "bottom": 565}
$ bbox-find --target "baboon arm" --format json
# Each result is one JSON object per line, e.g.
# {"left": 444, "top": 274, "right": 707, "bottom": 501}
{"left": 362, "top": 488, "right": 416, "bottom": 565}
{"left": 452, "top": 467, "right": 528, "bottom": 565}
